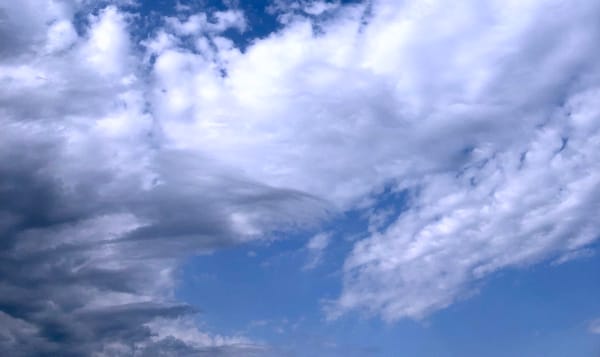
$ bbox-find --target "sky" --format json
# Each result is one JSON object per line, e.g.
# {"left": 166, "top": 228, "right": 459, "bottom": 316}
{"left": 0, "top": 0, "right": 599, "bottom": 356}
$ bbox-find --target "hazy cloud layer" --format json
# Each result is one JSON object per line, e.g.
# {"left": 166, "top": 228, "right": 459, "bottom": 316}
{"left": 2, "top": 0, "right": 600, "bottom": 354}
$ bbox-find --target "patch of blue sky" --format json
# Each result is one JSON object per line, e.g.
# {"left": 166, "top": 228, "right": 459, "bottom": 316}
{"left": 177, "top": 235, "right": 600, "bottom": 356}
{"left": 175, "top": 207, "right": 368, "bottom": 340}
{"left": 174, "top": 188, "right": 397, "bottom": 344}
{"left": 176, "top": 184, "right": 600, "bottom": 355}
{"left": 118, "top": 0, "right": 364, "bottom": 48}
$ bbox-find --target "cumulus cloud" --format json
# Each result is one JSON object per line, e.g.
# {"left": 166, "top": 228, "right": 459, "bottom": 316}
{"left": 146, "top": 0, "right": 600, "bottom": 322}
{"left": 2, "top": 0, "right": 600, "bottom": 354}
{"left": 143, "top": 0, "right": 600, "bottom": 322}
{"left": 0, "top": 1, "right": 321, "bottom": 355}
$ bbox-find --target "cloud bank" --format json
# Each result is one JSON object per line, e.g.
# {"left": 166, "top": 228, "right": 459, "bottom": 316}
{"left": 1, "top": 0, "right": 600, "bottom": 354}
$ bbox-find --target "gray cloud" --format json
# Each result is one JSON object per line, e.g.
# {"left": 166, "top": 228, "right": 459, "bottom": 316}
{"left": 0, "top": 2, "right": 326, "bottom": 355}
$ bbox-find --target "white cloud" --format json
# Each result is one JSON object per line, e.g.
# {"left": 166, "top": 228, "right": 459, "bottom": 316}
{"left": 268, "top": 0, "right": 341, "bottom": 17}
{"left": 165, "top": 9, "right": 246, "bottom": 36}
{"left": 331, "top": 97, "right": 600, "bottom": 319}
{"left": 82, "top": 6, "right": 132, "bottom": 76}
{"left": 589, "top": 319, "right": 600, "bottom": 335}
{"left": 304, "top": 232, "right": 332, "bottom": 270}
{"left": 144, "top": 0, "right": 600, "bottom": 321}
{"left": 46, "top": 20, "right": 78, "bottom": 53}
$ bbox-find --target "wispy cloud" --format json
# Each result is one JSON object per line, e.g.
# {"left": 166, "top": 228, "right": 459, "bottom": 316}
{"left": 303, "top": 232, "right": 332, "bottom": 270}
{"left": 589, "top": 319, "right": 600, "bottom": 335}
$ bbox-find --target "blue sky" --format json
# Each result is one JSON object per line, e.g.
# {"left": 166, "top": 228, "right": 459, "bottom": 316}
{"left": 176, "top": 211, "right": 600, "bottom": 356}
{"left": 1, "top": 0, "right": 600, "bottom": 356}
{"left": 179, "top": 247, "right": 600, "bottom": 356}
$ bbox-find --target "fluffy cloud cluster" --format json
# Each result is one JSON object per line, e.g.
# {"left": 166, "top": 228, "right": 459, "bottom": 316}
{"left": 0, "top": 1, "right": 319, "bottom": 355}
{"left": 1, "top": 0, "right": 600, "bottom": 354}
{"left": 143, "top": 0, "right": 600, "bottom": 321}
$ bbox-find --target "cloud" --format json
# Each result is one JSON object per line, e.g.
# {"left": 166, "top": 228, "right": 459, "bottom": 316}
{"left": 589, "top": 319, "right": 600, "bottom": 335}
{"left": 165, "top": 9, "right": 247, "bottom": 36}
{"left": 2, "top": 0, "right": 600, "bottom": 354}
{"left": 0, "top": 2, "right": 323, "bottom": 355}
{"left": 303, "top": 232, "right": 332, "bottom": 270}
{"left": 332, "top": 102, "right": 600, "bottom": 319}
{"left": 143, "top": 0, "right": 600, "bottom": 321}
{"left": 324, "top": 0, "right": 600, "bottom": 321}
